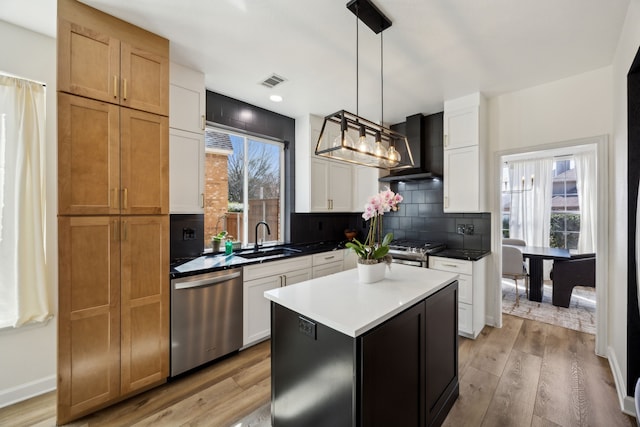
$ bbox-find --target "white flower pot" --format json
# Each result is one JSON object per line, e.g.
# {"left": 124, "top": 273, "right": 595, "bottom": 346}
{"left": 357, "top": 261, "right": 387, "bottom": 284}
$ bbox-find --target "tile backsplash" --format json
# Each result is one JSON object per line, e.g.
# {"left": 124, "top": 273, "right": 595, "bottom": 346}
{"left": 382, "top": 180, "right": 491, "bottom": 251}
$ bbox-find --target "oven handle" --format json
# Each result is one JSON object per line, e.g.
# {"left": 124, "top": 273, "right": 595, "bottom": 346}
{"left": 174, "top": 271, "right": 241, "bottom": 290}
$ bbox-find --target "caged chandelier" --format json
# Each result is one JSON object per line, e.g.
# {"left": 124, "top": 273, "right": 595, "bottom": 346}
{"left": 314, "top": 0, "right": 415, "bottom": 170}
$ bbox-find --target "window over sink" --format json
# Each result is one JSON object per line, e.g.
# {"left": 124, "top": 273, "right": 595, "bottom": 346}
{"left": 205, "top": 127, "right": 284, "bottom": 249}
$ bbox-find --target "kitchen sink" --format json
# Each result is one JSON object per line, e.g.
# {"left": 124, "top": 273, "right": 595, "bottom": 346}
{"left": 235, "top": 247, "right": 302, "bottom": 260}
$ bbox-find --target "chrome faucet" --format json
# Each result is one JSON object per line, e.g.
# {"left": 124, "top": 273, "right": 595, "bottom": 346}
{"left": 254, "top": 221, "right": 271, "bottom": 251}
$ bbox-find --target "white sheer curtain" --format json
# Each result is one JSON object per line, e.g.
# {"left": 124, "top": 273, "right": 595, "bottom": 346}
{"left": 0, "top": 75, "right": 50, "bottom": 328}
{"left": 574, "top": 150, "right": 597, "bottom": 253}
{"left": 507, "top": 158, "right": 554, "bottom": 247}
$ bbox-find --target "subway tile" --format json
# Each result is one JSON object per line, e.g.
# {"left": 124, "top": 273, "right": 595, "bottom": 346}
{"left": 404, "top": 204, "right": 419, "bottom": 217}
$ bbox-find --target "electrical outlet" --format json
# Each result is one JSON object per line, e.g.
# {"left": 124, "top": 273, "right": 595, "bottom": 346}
{"left": 456, "top": 224, "right": 466, "bottom": 235}
{"left": 465, "top": 224, "right": 474, "bottom": 235}
{"left": 298, "top": 316, "right": 316, "bottom": 339}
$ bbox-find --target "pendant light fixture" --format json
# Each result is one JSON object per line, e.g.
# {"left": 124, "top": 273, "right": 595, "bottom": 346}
{"left": 314, "top": 0, "right": 414, "bottom": 170}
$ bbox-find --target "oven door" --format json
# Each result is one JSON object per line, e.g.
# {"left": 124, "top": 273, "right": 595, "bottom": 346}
{"left": 391, "top": 257, "right": 427, "bottom": 268}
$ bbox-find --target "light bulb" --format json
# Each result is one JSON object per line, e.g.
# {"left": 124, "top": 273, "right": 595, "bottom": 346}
{"left": 356, "top": 126, "right": 374, "bottom": 154}
{"left": 332, "top": 132, "right": 354, "bottom": 160}
{"left": 373, "top": 140, "right": 387, "bottom": 157}
{"left": 373, "top": 131, "right": 387, "bottom": 157}
{"left": 386, "top": 145, "right": 401, "bottom": 167}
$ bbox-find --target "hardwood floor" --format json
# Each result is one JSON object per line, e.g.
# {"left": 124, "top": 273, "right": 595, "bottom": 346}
{"left": 0, "top": 315, "right": 634, "bottom": 426}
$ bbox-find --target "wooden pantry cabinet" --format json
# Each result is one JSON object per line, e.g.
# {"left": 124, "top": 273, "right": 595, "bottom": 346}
{"left": 58, "top": 19, "right": 169, "bottom": 116}
{"left": 57, "top": 93, "right": 169, "bottom": 215}
{"left": 57, "top": 216, "right": 169, "bottom": 421}
{"left": 57, "top": 0, "right": 170, "bottom": 423}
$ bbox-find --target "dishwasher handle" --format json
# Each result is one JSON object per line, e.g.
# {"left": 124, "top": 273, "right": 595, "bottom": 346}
{"left": 174, "top": 271, "right": 241, "bottom": 290}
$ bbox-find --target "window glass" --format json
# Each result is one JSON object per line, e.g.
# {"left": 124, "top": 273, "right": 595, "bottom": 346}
{"left": 502, "top": 157, "right": 580, "bottom": 250}
{"left": 205, "top": 128, "right": 284, "bottom": 249}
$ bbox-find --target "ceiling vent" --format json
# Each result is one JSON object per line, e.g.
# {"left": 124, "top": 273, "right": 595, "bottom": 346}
{"left": 260, "top": 74, "right": 286, "bottom": 88}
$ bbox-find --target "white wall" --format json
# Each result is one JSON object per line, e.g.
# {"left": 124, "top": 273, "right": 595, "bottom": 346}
{"left": 610, "top": 0, "right": 640, "bottom": 414}
{"left": 489, "top": 66, "right": 613, "bottom": 151}
{"left": 485, "top": 67, "right": 613, "bottom": 330}
{"left": 0, "top": 20, "right": 57, "bottom": 407}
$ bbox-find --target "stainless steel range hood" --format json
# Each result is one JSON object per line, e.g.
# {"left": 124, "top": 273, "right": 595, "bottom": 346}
{"left": 379, "top": 112, "right": 443, "bottom": 182}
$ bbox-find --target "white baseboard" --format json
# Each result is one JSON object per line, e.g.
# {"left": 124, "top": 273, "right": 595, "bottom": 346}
{"left": 608, "top": 345, "right": 637, "bottom": 417}
{"left": 0, "top": 376, "right": 56, "bottom": 409}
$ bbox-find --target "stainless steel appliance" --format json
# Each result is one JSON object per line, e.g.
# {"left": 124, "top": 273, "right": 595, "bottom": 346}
{"left": 170, "top": 268, "right": 243, "bottom": 376}
{"left": 388, "top": 239, "right": 445, "bottom": 267}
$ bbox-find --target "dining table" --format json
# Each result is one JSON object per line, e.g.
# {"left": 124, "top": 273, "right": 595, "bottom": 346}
{"left": 507, "top": 245, "right": 571, "bottom": 302}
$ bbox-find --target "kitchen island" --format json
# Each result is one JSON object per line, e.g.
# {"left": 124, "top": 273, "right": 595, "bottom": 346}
{"left": 264, "top": 264, "right": 460, "bottom": 427}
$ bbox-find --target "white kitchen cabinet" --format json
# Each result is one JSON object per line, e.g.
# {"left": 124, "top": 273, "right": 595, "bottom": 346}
{"left": 443, "top": 145, "right": 480, "bottom": 213}
{"left": 443, "top": 105, "right": 479, "bottom": 150}
{"left": 429, "top": 255, "right": 486, "bottom": 339}
{"left": 169, "top": 62, "right": 205, "bottom": 133}
{"left": 169, "top": 62, "right": 205, "bottom": 214}
{"left": 310, "top": 158, "right": 353, "bottom": 212}
{"left": 243, "top": 255, "right": 312, "bottom": 346}
{"left": 312, "top": 250, "right": 344, "bottom": 278}
{"left": 353, "top": 166, "right": 379, "bottom": 211}
{"left": 442, "top": 92, "right": 488, "bottom": 213}
{"left": 169, "top": 128, "right": 204, "bottom": 213}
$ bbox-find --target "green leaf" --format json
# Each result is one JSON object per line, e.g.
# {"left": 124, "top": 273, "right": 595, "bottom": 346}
{"left": 381, "top": 232, "right": 393, "bottom": 246}
{"left": 373, "top": 245, "right": 389, "bottom": 259}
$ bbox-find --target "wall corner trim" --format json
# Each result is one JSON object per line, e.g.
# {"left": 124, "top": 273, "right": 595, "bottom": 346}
{"left": 0, "top": 375, "right": 56, "bottom": 409}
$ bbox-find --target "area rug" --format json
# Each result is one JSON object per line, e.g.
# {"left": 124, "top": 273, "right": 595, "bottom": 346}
{"left": 502, "top": 279, "right": 596, "bottom": 335}
{"left": 228, "top": 403, "right": 271, "bottom": 427}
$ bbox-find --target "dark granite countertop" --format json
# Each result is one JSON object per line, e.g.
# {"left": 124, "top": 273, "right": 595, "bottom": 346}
{"left": 170, "top": 241, "right": 344, "bottom": 279}
{"left": 430, "top": 248, "right": 491, "bottom": 261}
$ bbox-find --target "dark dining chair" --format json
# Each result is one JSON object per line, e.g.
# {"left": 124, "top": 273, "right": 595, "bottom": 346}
{"left": 550, "top": 253, "right": 596, "bottom": 307}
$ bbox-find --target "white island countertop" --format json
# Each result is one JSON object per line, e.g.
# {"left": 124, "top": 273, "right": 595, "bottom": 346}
{"left": 264, "top": 264, "right": 458, "bottom": 337}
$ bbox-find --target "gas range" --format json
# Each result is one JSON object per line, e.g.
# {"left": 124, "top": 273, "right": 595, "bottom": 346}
{"left": 388, "top": 239, "right": 446, "bottom": 267}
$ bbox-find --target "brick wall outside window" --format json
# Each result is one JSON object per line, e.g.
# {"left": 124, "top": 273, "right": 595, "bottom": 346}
{"left": 204, "top": 151, "right": 229, "bottom": 246}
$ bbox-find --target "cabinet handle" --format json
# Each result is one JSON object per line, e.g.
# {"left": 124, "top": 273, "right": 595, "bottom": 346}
{"left": 113, "top": 75, "right": 118, "bottom": 99}
{"left": 444, "top": 196, "right": 449, "bottom": 209}
{"left": 122, "top": 221, "right": 128, "bottom": 241}
{"left": 123, "top": 78, "right": 128, "bottom": 100}
{"left": 442, "top": 263, "right": 459, "bottom": 268}
{"left": 324, "top": 256, "right": 335, "bottom": 260}
{"left": 201, "top": 115, "right": 205, "bottom": 131}
{"left": 113, "top": 220, "right": 119, "bottom": 241}
{"left": 200, "top": 193, "right": 204, "bottom": 208}
{"left": 444, "top": 134, "right": 448, "bottom": 147}
{"left": 282, "top": 275, "right": 287, "bottom": 287}
{"left": 123, "top": 188, "right": 128, "bottom": 210}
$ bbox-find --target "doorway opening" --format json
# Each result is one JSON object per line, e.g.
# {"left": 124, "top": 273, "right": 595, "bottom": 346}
{"left": 494, "top": 136, "right": 607, "bottom": 352}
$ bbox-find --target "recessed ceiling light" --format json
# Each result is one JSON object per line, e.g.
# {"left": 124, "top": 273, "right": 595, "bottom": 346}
{"left": 270, "top": 94, "right": 283, "bottom": 102}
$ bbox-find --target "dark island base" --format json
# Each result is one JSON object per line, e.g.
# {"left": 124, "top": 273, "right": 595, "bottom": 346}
{"left": 270, "top": 281, "right": 459, "bottom": 427}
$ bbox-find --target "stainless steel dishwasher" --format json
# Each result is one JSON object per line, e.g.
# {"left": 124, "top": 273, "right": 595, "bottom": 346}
{"left": 170, "top": 267, "right": 243, "bottom": 376}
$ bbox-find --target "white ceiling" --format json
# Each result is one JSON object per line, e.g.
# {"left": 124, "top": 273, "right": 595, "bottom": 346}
{"left": 0, "top": 0, "right": 630, "bottom": 124}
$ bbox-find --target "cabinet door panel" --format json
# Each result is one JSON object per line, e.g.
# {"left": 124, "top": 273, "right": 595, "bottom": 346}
{"left": 120, "top": 42, "right": 169, "bottom": 115}
{"left": 58, "top": 93, "right": 120, "bottom": 215}
{"left": 284, "top": 268, "right": 312, "bottom": 286}
{"left": 169, "top": 83, "right": 204, "bottom": 133}
{"left": 120, "top": 109, "right": 169, "bottom": 214}
{"left": 243, "top": 275, "right": 282, "bottom": 345}
{"left": 311, "top": 158, "right": 330, "bottom": 211}
{"left": 58, "top": 20, "right": 120, "bottom": 103}
{"left": 444, "top": 106, "right": 478, "bottom": 150}
{"left": 328, "top": 162, "right": 352, "bottom": 211}
{"left": 360, "top": 301, "right": 426, "bottom": 426}
{"left": 424, "top": 282, "right": 459, "bottom": 426}
{"left": 120, "top": 216, "right": 169, "bottom": 393}
{"left": 169, "top": 128, "right": 204, "bottom": 213}
{"left": 443, "top": 146, "right": 479, "bottom": 212}
{"left": 58, "top": 216, "right": 120, "bottom": 422}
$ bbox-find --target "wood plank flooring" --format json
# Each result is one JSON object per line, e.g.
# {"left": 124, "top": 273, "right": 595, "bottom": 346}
{"left": 0, "top": 315, "right": 634, "bottom": 426}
